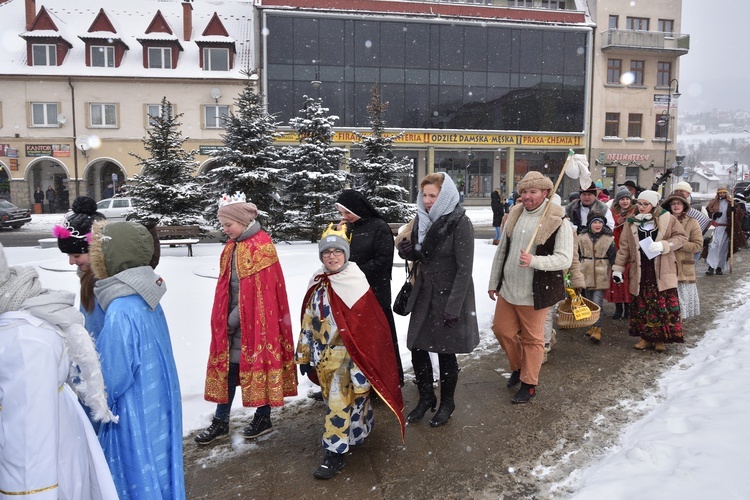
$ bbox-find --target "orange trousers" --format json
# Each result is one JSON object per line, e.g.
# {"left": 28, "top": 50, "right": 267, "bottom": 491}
{"left": 492, "top": 295, "right": 548, "bottom": 386}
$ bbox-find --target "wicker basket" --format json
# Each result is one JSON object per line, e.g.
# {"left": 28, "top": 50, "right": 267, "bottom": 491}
{"left": 557, "top": 296, "right": 601, "bottom": 329}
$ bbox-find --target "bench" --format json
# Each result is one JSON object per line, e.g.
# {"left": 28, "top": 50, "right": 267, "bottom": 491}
{"left": 156, "top": 225, "right": 201, "bottom": 257}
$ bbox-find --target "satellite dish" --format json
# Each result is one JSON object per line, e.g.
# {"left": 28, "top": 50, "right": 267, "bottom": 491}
{"left": 210, "top": 87, "right": 222, "bottom": 100}
{"left": 76, "top": 135, "right": 90, "bottom": 151}
{"left": 57, "top": 113, "right": 67, "bottom": 125}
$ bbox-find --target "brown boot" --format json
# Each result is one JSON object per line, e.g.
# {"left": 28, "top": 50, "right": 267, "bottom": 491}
{"left": 588, "top": 326, "right": 601, "bottom": 343}
{"left": 654, "top": 342, "right": 667, "bottom": 352}
{"left": 634, "top": 339, "right": 652, "bottom": 350}
{"left": 492, "top": 239, "right": 500, "bottom": 245}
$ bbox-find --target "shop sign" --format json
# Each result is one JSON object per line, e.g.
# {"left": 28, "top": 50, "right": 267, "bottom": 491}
{"left": 199, "top": 145, "right": 225, "bottom": 156}
{"left": 520, "top": 135, "right": 582, "bottom": 146}
{"left": 25, "top": 144, "right": 71, "bottom": 157}
{"left": 0, "top": 144, "right": 11, "bottom": 156}
{"left": 9, "top": 159, "right": 18, "bottom": 171}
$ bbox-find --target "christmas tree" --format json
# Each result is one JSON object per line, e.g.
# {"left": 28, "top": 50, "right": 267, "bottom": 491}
{"left": 348, "top": 84, "right": 414, "bottom": 222}
{"left": 203, "top": 73, "right": 286, "bottom": 232}
{"left": 127, "top": 96, "right": 204, "bottom": 227}
{"left": 276, "top": 96, "right": 349, "bottom": 242}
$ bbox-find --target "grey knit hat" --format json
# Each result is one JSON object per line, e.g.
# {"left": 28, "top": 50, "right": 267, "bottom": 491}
{"left": 318, "top": 224, "right": 350, "bottom": 262}
{"left": 613, "top": 186, "right": 633, "bottom": 206}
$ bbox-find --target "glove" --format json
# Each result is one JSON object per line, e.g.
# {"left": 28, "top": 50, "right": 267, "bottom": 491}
{"left": 227, "top": 306, "right": 240, "bottom": 329}
{"left": 443, "top": 313, "right": 459, "bottom": 327}
{"left": 648, "top": 241, "right": 664, "bottom": 254}
{"left": 397, "top": 239, "right": 413, "bottom": 255}
{"left": 612, "top": 271, "right": 623, "bottom": 284}
{"left": 728, "top": 204, "right": 736, "bottom": 213}
{"left": 711, "top": 211, "right": 723, "bottom": 220}
{"left": 299, "top": 363, "right": 313, "bottom": 377}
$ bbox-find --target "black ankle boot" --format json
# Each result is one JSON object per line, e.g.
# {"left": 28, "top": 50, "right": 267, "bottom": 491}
{"left": 706, "top": 266, "right": 715, "bottom": 276}
{"left": 511, "top": 382, "right": 536, "bottom": 404}
{"left": 407, "top": 354, "right": 436, "bottom": 423}
{"left": 506, "top": 369, "right": 521, "bottom": 388}
{"left": 623, "top": 303, "right": 631, "bottom": 319}
{"left": 429, "top": 375, "right": 457, "bottom": 427}
{"left": 612, "top": 303, "right": 623, "bottom": 320}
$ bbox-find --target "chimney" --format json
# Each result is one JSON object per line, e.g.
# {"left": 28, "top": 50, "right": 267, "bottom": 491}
{"left": 182, "top": 1, "right": 193, "bottom": 42}
{"left": 25, "top": 0, "right": 37, "bottom": 30}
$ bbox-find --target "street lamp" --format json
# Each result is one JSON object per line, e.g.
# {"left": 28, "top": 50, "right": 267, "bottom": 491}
{"left": 658, "top": 78, "right": 681, "bottom": 179}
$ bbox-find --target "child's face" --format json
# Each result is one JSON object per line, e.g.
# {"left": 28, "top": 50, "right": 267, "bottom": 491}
{"left": 218, "top": 216, "right": 245, "bottom": 240}
{"left": 68, "top": 253, "right": 90, "bottom": 272}
{"left": 589, "top": 220, "right": 604, "bottom": 233}
{"left": 321, "top": 248, "right": 346, "bottom": 273}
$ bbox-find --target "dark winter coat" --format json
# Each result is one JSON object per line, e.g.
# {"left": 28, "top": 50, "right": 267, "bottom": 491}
{"left": 45, "top": 188, "right": 56, "bottom": 202}
{"left": 566, "top": 199, "right": 610, "bottom": 234}
{"left": 399, "top": 206, "right": 479, "bottom": 354}
{"left": 490, "top": 189, "right": 505, "bottom": 227}
{"left": 34, "top": 189, "right": 44, "bottom": 203}
{"left": 347, "top": 216, "right": 395, "bottom": 314}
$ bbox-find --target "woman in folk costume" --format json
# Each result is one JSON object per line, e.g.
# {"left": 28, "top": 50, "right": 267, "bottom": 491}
{"left": 0, "top": 243, "right": 118, "bottom": 499}
{"left": 612, "top": 190, "right": 687, "bottom": 353}
{"left": 296, "top": 224, "right": 405, "bottom": 480}
{"left": 703, "top": 187, "right": 746, "bottom": 275}
{"left": 89, "top": 221, "right": 185, "bottom": 499}
{"left": 662, "top": 193, "right": 704, "bottom": 319}
{"left": 396, "top": 172, "right": 479, "bottom": 425}
{"left": 199, "top": 194, "right": 297, "bottom": 444}
{"left": 53, "top": 196, "right": 107, "bottom": 340}
{"left": 605, "top": 187, "right": 636, "bottom": 320}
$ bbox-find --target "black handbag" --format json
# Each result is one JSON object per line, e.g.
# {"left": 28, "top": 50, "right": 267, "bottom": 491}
{"left": 393, "top": 263, "right": 414, "bottom": 316}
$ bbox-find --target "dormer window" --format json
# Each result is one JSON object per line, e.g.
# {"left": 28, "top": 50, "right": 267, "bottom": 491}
{"left": 202, "top": 47, "right": 229, "bottom": 71}
{"left": 91, "top": 45, "right": 115, "bottom": 67}
{"left": 148, "top": 47, "right": 172, "bottom": 69}
{"left": 32, "top": 44, "right": 57, "bottom": 66}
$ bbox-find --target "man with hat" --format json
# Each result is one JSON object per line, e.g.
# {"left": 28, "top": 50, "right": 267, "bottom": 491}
{"left": 671, "top": 181, "right": 711, "bottom": 234}
{"left": 618, "top": 180, "right": 642, "bottom": 198}
{"left": 488, "top": 171, "right": 574, "bottom": 404}
{"left": 565, "top": 181, "right": 615, "bottom": 234}
{"left": 704, "top": 187, "right": 746, "bottom": 275}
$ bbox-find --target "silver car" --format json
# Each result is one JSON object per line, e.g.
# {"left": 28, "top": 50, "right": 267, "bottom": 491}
{"left": 96, "top": 197, "right": 134, "bottom": 220}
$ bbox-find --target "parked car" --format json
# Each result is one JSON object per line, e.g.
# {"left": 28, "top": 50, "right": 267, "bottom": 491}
{"left": 0, "top": 200, "right": 32, "bottom": 229}
{"left": 96, "top": 197, "right": 134, "bottom": 220}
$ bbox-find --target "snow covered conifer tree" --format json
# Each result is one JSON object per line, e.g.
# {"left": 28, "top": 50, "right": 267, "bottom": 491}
{"left": 127, "top": 96, "right": 204, "bottom": 227}
{"left": 276, "top": 96, "right": 349, "bottom": 242}
{"left": 203, "top": 73, "right": 286, "bottom": 233}
{"left": 347, "top": 84, "right": 414, "bottom": 222}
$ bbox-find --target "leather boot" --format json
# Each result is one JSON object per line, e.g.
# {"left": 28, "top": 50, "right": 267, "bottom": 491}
{"left": 429, "top": 374, "right": 457, "bottom": 427}
{"left": 406, "top": 356, "right": 436, "bottom": 423}
{"left": 492, "top": 239, "right": 500, "bottom": 245}
{"left": 623, "top": 303, "right": 631, "bottom": 319}
{"left": 588, "top": 326, "right": 601, "bottom": 343}
{"left": 612, "top": 303, "right": 622, "bottom": 320}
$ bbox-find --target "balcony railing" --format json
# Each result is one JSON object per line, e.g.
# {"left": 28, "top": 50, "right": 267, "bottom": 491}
{"left": 602, "top": 30, "right": 690, "bottom": 54}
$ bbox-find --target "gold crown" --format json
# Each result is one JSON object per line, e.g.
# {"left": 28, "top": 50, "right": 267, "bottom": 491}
{"left": 321, "top": 222, "right": 352, "bottom": 243}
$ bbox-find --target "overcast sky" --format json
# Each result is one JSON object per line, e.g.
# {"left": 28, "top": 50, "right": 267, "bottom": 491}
{"left": 679, "top": 0, "right": 750, "bottom": 113}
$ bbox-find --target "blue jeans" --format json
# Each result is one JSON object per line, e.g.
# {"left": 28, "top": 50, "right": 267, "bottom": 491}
{"left": 584, "top": 289, "right": 605, "bottom": 327}
{"left": 494, "top": 226, "right": 501, "bottom": 239}
{"left": 215, "top": 362, "right": 270, "bottom": 422}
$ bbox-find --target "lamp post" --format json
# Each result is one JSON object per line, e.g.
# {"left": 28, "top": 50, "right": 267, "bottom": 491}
{"left": 658, "top": 78, "right": 681, "bottom": 181}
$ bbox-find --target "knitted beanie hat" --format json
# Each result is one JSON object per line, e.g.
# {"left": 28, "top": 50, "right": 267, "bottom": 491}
{"left": 637, "top": 190, "right": 660, "bottom": 208}
{"left": 516, "top": 171, "right": 553, "bottom": 193}
{"left": 54, "top": 196, "right": 105, "bottom": 254}
{"left": 673, "top": 181, "right": 693, "bottom": 194}
{"left": 318, "top": 223, "right": 351, "bottom": 262}
{"left": 217, "top": 202, "right": 258, "bottom": 226}
{"left": 587, "top": 211, "right": 607, "bottom": 226}
{"left": 613, "top": 186, "right": 633, "bottom": 205}
{"left": 0, "top": 243, "right": 43, "bottom": 314}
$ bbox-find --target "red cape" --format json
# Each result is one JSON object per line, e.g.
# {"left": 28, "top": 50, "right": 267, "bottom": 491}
{"left": 301, "top": 275, "right": 405, "bottom": 442}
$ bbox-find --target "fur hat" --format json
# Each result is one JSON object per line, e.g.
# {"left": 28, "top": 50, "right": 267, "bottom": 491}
{"left": 587, "top": 211, "right": 607, "bottom": 226}
{"left": 637, "top": 190, "right": 660, "bottom": 208}
{"left": 516, "top": 171, "right": 553, "bottom": 193}
{"left": 662, "top": 193, "right": 690, "bottom": 212}
{"left": 318, "top": 223, "right": 351, "bottom": 262}
{"left": 579, "top": 182, "right": 599, "bottom": 195}
{"left": 54, "top": 196, "right": 105, "bottom": 254}
{"left": 217, "top": 202, "right": 258, "bottom": 226}
{"left": 89, "top": 221, "right": 154, "bottom": 279}
{"left": 673, "top": 181, "right": 693, "bottom": 194}
{"left": 613, "top": 186, "right": 633, "bottom": 206}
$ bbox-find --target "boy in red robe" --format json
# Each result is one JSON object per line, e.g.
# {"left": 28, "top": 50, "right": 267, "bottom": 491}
{"left": 198, "top": 194, "right": 298, "bottom": 444}
{"left": 297, "top": 224, "right": 405, "bottom": 480}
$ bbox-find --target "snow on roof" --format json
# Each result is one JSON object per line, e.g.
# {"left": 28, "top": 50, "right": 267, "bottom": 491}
{"left": 0, "top": 0, "right": 254, "bottom": 79}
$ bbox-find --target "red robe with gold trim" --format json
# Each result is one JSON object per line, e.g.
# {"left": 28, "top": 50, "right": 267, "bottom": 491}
{"left": 204, "top": 230, "right": 297, "bottom": 407}
{"left": 300, "top": 268, "right": 405, "bottom": 441}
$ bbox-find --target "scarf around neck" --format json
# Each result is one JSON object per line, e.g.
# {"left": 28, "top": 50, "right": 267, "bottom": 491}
{"left": 416, "top": 172, "right": 460, "bottom": 244}
{"left": 94, "top": 265, "right": 166, "bottom": 311}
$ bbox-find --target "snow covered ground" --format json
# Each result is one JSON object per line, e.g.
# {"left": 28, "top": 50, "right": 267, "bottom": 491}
{"left": 4, "top": 212, "right": 750, "bottom": 498}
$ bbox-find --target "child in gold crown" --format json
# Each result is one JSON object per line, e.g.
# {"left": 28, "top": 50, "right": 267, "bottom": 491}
{"left": 196, "top": 195, "right": 298, "bottom": 444}
{"left": 296, "top": 224, "right": 405, "bottom": 480}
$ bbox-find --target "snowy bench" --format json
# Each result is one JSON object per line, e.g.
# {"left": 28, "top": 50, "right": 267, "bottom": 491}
{"left": 156, "top": 225, "right": 201, "bottom": 257}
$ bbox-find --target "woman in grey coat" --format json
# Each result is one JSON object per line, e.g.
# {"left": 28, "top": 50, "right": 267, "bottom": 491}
{"left": 396, "top": 172, "right": 479, "bottom": 427}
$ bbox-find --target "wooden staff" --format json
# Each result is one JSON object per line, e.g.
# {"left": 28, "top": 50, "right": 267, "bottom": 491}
{"left": 524, "top": 150, "right": 577, "bottom": 254}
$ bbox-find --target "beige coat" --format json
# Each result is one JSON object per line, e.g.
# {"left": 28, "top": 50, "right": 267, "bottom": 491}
{"left": 674, "top": 215, "right": 703, "bottom": 283}
{"left": 613, "top": 210, "right": 687, "bottom": 295}
{"left": 577, "top": 231, "right": 615, "bottom": 290}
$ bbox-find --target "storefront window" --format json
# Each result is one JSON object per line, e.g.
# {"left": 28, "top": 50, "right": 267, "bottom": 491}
{"left": 434, "top": 150, "right": 494, "bottom": 200}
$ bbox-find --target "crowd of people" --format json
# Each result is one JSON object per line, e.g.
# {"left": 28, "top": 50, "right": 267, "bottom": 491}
{"left": 1, "top": 172, "right": 745, "bottom": 494}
